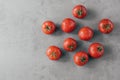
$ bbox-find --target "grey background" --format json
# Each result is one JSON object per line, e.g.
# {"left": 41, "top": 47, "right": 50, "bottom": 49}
{"left": 0, "top": 0, "right": 120, "bottom": 80}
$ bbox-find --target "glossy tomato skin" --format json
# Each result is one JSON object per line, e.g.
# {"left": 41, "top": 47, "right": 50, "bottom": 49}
{"left": 74, "top": 51, "right": 89, "bottom": 66}
{"left": 46, "top": 46, "right": 62, "bottom": 60}
{"left": 61, "top": 18, "right": 76, "bottom": 33}
{"left": 89, "top": 42, "right": 104, "bottom": 59}
{"left": 72, "top": 5, "right": 87, "bottom": 19}
{"left": 42, "top": 21, "right": 56, "bottom": 34}
{"left": 63, "top": 38, "right": 77, "bottom": 51}
{"left": 98, "top": 19, "right": 114, "bottom": 34}
{"left": 78, "top": 26, "right": 94, "bottom": 41}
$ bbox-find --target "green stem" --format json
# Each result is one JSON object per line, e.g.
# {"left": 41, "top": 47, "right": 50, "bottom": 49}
{"left": 77, "top": 10, "right": 83, "bottom": 16}
{"left": 68, "top": 45, "right": 74, "bottom": 50}
{"left": 103, "top": 24, "right": 110, "bottom": 30}
{"left": 80, "top": 57, "right": 86, "bottom": 62}
{"left": 97, "top": 46, "right": 103, "bottom": 52}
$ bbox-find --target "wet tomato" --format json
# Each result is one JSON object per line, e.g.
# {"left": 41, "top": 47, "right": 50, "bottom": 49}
{"left": 72, "top": 4, "right": 87, "bottom": 19}
{"left": 46, "top": 46, "right": 62, "bottom": 60}
{"left": 89, "top": 42, "right": 104, "bottom": 58}
{"left": 74, "top": 51, "right": 89, "bottom": 66}
{"left": 61, "top": 18, "right": 76, "bottom": 33}
{"left": 63, "top": 38, "right": 77, "bottom": 51}
{"left": 78, "top": 26, "right": 94, "bottom": 41}
{"left": 98, "top": 19, "right": 114, "bottom": 34}
{"left": 42, "top": 21, "right": 56, "bottom": 34}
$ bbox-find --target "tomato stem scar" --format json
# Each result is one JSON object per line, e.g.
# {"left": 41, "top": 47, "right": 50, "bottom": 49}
{"left": 51, "top": 52, "right": 57, "bottom": 58}
{"left": 46, "top": 26, "right": 51, "bottom": 30}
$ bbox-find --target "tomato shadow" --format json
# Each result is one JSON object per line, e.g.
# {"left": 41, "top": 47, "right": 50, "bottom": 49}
{"left": 58, "top": 48, "right": 71, "bottom": 62}
{"left": 101, "top": 45, "right": 115, "bottom": 61}
{"left": 109, "top": 22, "right": 120, "bottom": 36}
{"left": 84, "top": 8, "right": 97, "bottom": 20}
{"left": 84, "top": 55, "right": 98, "bottom": 68}
{"left": 89, "top": 29, "right": 104, "bottom": 43}
{"left": 52, "top": 23, "right": 64, "bottom": 36}
{"left": 71, "top": 22, "right": 84, "bottom": 35}
{"left": 75, "top": 40, "right": 88, "bottom": 52}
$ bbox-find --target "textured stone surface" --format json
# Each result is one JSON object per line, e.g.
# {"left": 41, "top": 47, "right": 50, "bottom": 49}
{"left": 0, "top": 0, "right": 120, "bottom": 80}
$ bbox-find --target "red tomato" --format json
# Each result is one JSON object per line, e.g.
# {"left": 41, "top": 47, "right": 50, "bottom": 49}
{"left": 89, "top": 42, "right": 104, "bottom": 58}
{"left": 98, "top": 19, "right": 114, "bottom": 34}
{"left": 72, "top": 4, "right": 87, "bottom": 19}
{"left": 46, "top": 46, "right": 62, "bottom": 60}
{"left": 42, "top": 21, "right": 56, "bottom": 34}
{"left": 63, "top": 38, "right": 77, "bottom": 51}
{"left": 78, "top": 26, "right": 94, "bottom": 41}
{"left": 61, "top": 18, "right": 76, "bottom": 33}
{"left": 74, "top": 51, "right": 89, "bottom": 66}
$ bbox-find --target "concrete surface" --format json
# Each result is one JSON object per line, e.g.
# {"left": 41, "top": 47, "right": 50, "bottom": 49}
{"left": 0, "top": 0, "right": 120, "bottom": 80}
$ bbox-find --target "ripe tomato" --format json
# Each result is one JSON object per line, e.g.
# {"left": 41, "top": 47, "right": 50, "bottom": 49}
{"left": 46, "top": 46, "right": 62, "bottom": 60}
{"left": 63, "top": 38, "right": 77, "bottom": 51}
{"left": 42, "top": 21, "right": 56, "bottom": 34}
{"left": 72, "top": 4, "right": 87, "bottom": 19}
{"left": 89, "top": 42, "right": 104, "bottom": 58}
{"left": 78, "top": 26, "right": 94, "bottom": 41}
{"left": 74, "top": 51, "right": 89, "bottom": 66}
{"left": 98, "top": 19, "right": 114, "bottom": 34}
{"left": 61, "top": 18, "right": 76, "bottom": 33}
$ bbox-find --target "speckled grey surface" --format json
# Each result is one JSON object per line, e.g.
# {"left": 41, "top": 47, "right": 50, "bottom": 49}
{"left": 0, "top": 0, "right": 120, "bottom": 80}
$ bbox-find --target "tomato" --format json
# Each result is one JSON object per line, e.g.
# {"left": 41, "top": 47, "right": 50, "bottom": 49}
{"left": 46, "top": 46, "right": 62, "bottom": 60}
{"left": 89, "top": 42, "right": 104, "bottom": 58}
{"left": 72, "top": 4, "right": 87, "bottom": 19}
{"left": 61, "top": 18, "right": 76, "bottom": 33}
{"left": 63, "top": 38, "right": 77, "bottom": 51}
{"left": 42, "top": 21, "right": 56, "bottom": 34}
{"left": 98, "top": 19, "right": 114, "bottom": 34}
{"left": 74, "top": 51, "right": 89, "bottom": 66}
{"left": 78, "top": 26, "right": 94, "bottom": 41}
